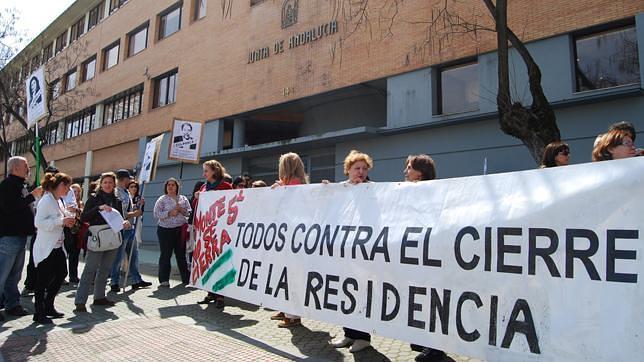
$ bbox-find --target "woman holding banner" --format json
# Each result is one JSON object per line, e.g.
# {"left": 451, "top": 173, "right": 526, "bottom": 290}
{"left": 403, "top": 155, "right": 448, "bottom": 362}
{"left": 270, "top": 152, "right": 309, "bottom": 328}
{"left": 75, "top": 172, "right": 130, "bottom": 312}
{"left": 331, "top": 150, "right": 374, "bottom": 353}
{"left": 592, "top": 129, "right": 637, "bottom": 161}
{"left": 539, "top": 142, "right": 570, "bottom": 168}
{"left": 153, "top": 178, "right": 192, "bottom": 288}
{"left": 194, "top": 160, "right": 232, "bottom": 308}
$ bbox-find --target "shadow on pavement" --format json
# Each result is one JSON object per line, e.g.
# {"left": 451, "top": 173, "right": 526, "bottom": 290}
{"left": 0, "top": 324, "right": 53, "bottom": 360}
{"left": 148, "top": 284, "right": 191, "bottom": 301}
{"left": 57, "top": 306, "right": 119, "bottom": 335}
{"left": 156, "top": 302, "right": 309, "bottom": 361}
{"left": 287, "top": 324, "right": 345, "bottom": 360}
{"left": 108, "top": 288, "right": 150, "bottom": 316}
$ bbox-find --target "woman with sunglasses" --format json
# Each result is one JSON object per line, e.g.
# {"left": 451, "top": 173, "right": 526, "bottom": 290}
{"left": 539, "top": 142, "right": 570, "bottom": 168}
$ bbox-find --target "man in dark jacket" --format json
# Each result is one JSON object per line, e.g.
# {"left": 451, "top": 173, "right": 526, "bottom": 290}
{"left": 0, "top": 157, "right": 43, "bottom": 321}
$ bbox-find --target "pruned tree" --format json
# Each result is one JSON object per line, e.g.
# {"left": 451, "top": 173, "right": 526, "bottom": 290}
{"left": 0, "top": 7, "right": 95, "bottom": 176}
{"left": 333, "top": 0, "right": 560, "bottom": 163}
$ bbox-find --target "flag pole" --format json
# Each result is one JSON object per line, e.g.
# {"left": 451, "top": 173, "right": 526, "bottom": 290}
{"left": 35, "top": 123, "right": 41, "bottom": 184}
{"left": 123, "top": 181, "right": 145, "bottom": 291}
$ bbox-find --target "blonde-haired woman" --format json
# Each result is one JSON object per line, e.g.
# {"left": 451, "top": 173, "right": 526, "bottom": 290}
{"left": 271, "top": 152, "right": 308, "bottom": 328}
{"left": 75, "top": 172, "right": 131, "bottom": 312}
{"left": 331, "top": 150, "right": 373, "bottom": 352}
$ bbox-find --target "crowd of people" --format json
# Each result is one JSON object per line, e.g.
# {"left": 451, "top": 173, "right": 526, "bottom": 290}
{"left": 0, "top": 120, "right": 639, "bottom": 361}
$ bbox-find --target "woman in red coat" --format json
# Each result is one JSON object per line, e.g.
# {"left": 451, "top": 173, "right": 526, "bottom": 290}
{"left": 194, "top": 159, "right": 232, "bottom": 308}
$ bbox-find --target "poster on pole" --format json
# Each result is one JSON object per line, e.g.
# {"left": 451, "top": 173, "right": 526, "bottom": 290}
{"left": 168, "top": 119, "right": 203, "bottom": 164}
{"left": 138, "top": 134, "right": 164, "bottom": 183}
{"left": 190, "top": 157, "right": 644, "bottom": 362}
{"left": 25, "top": 67, "right": 48, "bottom": 128}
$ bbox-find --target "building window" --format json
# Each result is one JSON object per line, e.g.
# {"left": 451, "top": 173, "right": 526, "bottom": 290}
{"left": 51, "top": 79, "right": 62, "bottom": 99}
{"left": 88, "top": 2, "right": 104, "bottom": 29}
{"left": 103, "top": 84, "right": 144, "bottom": 125}
{"left": 55, "top": 31, "right": 67, "bottom": 54}
{"left": 82, "top": 56, "right": 96, "bottom": 82}
{"left": 103, "top": 41, "right": 120, "bottom": 70}
{"left": 109, "top": 0, "right": 128, "bottom": 14}
{"left": 30, "top": 55, "right": 41, "bottom": 72}
{"left": 70, "top": 17, "right": 85, "bottom": 42}
{"left": 128, "top": 24, "right": 148, "bottom": 57}
{"left": 574, "top": 25, "right": 640, "bottom": 92}
{"left": 64, "top": 107, "right": 96, "bottom": 139}
{"left": 194, "top": 0, "right": 206, "bottom": 20}
{"left": 12, "top": 136, "right": 32, "bottom": 156}
{"left": 65, "top": 69, "right": 77, "bottom": 92}
{"left": 20, "top": 65, "right": 29, "bottom": 81}
{"left": 153, "top": 69, "right": 178, "bottom": 108}
{"left": 437, "top": 62, "right": 479, "bottom": 115}
{"left": 158, "top": 3, "right": 182, "bottom": 40}
{"left": 43, "top": 42, "right": 53, "bottom": 61}
{"left": 43, "top": 122, "right": 60, "bottom": 145}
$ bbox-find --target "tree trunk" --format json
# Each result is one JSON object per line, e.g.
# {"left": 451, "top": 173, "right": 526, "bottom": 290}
{"left": 483, "top": 0, "right": 560, "bottom": 163}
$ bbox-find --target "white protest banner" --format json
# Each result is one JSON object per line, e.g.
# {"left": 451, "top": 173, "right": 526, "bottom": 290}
{"left": 138, "top": 134, "right": 164, "bottom": 183}
{"left": 25, "top": 67, "right": 48, "bottom": 128}
{"left": 190, "top": 157, "right": 644, "bottom": 362}
{"left": 168, "top": 119, "right": 203, "bottom": 163}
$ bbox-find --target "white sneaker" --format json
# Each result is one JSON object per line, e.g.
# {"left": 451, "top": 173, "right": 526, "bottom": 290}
{"left": 159, "top": 281, "right": 170, "bottom": 287}
{"left": 349, "top": 339, "right": 371, "bottom": 353}
{"left": 331, "top": 337, "right": 354, "bottom": 348}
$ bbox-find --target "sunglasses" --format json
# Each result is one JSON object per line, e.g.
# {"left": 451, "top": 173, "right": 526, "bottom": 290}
{"left": 557, "top": 149, "right": 570, "bottom": 156}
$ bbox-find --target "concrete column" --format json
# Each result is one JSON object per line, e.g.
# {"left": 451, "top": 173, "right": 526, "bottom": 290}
{"left": 233, "top": 119, "right": 245, "bottom": 149}
{"left": 82, "top": 150, "right": 93, "bottom": 202}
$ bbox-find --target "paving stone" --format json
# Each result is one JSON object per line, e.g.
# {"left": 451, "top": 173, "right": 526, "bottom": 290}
{"left": 0, "top": 253, "right": 480, "bottom": 362}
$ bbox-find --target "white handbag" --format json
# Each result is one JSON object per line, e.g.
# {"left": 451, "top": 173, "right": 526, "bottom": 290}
{"left": 87, "top": 225, "right": 122, "bottom": 252}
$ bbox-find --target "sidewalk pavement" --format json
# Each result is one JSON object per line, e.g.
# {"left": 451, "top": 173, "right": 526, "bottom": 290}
{"left": 0, "top": 246, "right": 482, "bottom": 362}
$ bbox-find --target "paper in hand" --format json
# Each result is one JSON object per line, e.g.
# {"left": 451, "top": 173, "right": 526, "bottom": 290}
{"left": 100, "top": 209, "right": 125, "bottom": 233}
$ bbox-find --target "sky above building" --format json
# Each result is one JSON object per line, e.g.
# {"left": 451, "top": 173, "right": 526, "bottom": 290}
{"left": 3, "top": 0, "right": 76, "bottom": 54}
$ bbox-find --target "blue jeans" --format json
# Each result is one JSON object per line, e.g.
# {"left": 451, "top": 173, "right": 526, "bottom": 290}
{"left": 110, "top": 229, "right": 142, "bottom": 286}
{"left": 0, "top": 236, "right": 27, "bottom": 310}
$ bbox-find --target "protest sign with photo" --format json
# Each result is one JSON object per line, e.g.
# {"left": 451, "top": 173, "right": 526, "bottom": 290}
{"left": 139, "top": 134, "right": 164, "bottom": 183}
{"left": 25, "top": 67, "right": 47, "bottom": 127}
{"left": 168, "top": 119, "right": 203, "bottom": 163}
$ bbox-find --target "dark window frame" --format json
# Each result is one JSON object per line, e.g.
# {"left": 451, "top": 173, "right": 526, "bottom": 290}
{"left": 572, "top": 20, "right": 640, "bottom": 93}
{"left": 88, "top": 2, "right": 105, "bottom": 30}
{"left": 30, "top": 54, "right": 41, "bottom": 72}
{"left": 43, "top": 42, "right": 53, "bottom": 62}
{"left": 82, "top": 55, "right": 97, "bottom": 82}
{"left": 153, "top": 69, "right": 178, "bottom": 108}
{"left": 64, "top": 68, "right": 78, "bottom": 92}
{"left": 63, "top": 107, "right": 96, "bottom": 140}
{"left": 435, "top": 60, "right": 480, "bottom": 115}
{"left": 109, "top": 0, "right": 128, "bottom": 14}
{"left": 127, "top": 22, "right": 149, "bottom": 57}
{"left": 70, "top": 17, "right": 85, "bottom": 43}
{"left": 194, "top": 0, "right": 206, "bottom": 20}
{"left": 55, "top": 31, "right": 68, "bottom": 54}
{"left": 102, "top": 40, "right": 120, "bottom": 71}
{"left": 158, "top": 2, "right": 183, "bottom": 40}
{"left": 102, "top": 84, "right": 144, "bottom": 125}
